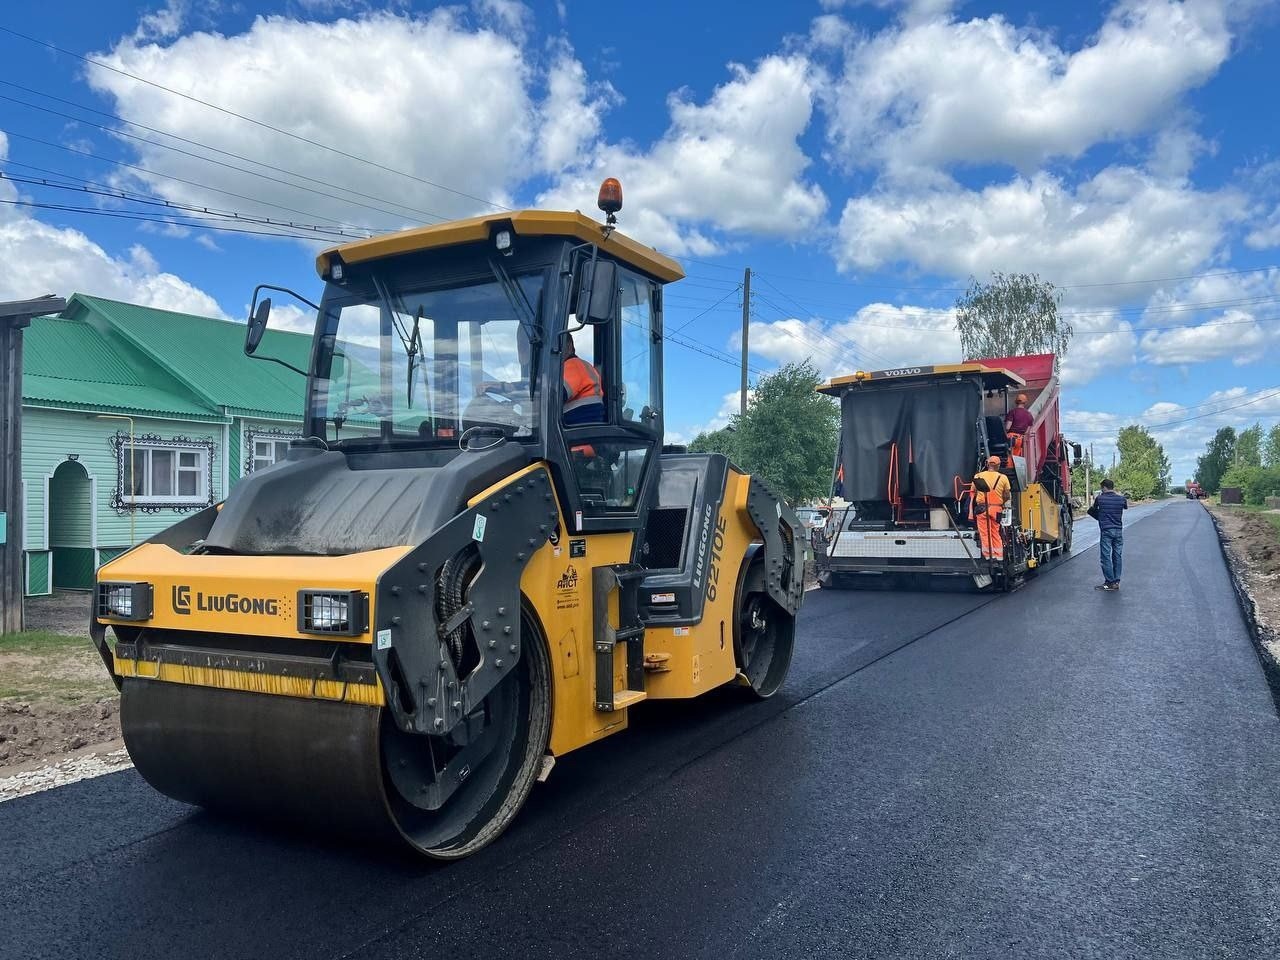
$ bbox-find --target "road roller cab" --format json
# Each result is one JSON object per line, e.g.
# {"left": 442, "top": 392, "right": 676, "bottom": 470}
{"left": 91, "top": 184, "right": 805, "bottom": 859}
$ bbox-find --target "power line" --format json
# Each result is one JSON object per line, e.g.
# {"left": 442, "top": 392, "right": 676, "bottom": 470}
{"left": 743, "top": 279, "right": 1280, "bottom": 336}
{"left": 0, "top": 197, "right": 354, "bottom": 242}
{"left": 22, "top": 165, "right": 1263, "bottom": 415}
{"left": 1069, "top": 388, "right": 1280, "bottom": 435}
{"left": 1068, "top": 384, "right": 1280, "bottom": 425}
{"left": 2, "top": 132, "right": 386, "bottom": 231}
{"left": 750, "top": 292, "right": 869, "bottom": 367}
{"left": 10, "top": 197, "right": 764, "bottom": 378}
{"left": 3, "top": 178, "right": 761, "bottom": 373}
{"left": 665, "top": 292, "right": 738, "bottom": 307}
{"left": 746, "top": 276, "right": 1280, "bottom": 325}
{"left": 751, "top": 291, "right": 888, "bottom": 371}
{"left": 666, "top": 328, "right": 766, "bottom": 376}
{"left": 9, "top": 31, "right": 1275, "bottom": 310}
{"left": 1061, "top": 266, "right": 1279, "bottom": 290}
{"left": 9, "top": 27, "right": 1278, "bottom": 306}
{"left": 0, "top": 161, "right": 762, "bottom": 371}
{"left": 0, "top": 94, "right": 440, "bottom": 227}
{"left": 0, "top": 83, "right": 454, "bottom": 225}
{"left": 670, "top": 284, "right": 742, "bottom": 333}
{"left": 753, "top": 275, "right": 892, "bottom": 368}
{"left": 0, "top": 26, "right": 510, "bottom": 213}
{"left": 676, "top": 276, "right": 744, "bottom": 292}
{"left": 751, "top": 263, "right": 1280, "bottom": 295}
{"left": 0, "top": 170, "right": 368, "bottom": 241}
{"left": 10, "top": 148, "right": 1271, "bottom": 348}
{"left": 622, "top": 311, "right": 764, "bottom": 376}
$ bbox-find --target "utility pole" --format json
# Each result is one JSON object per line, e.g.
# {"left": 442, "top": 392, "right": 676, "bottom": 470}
{"left": 1, "top": 296, "right": 66, "bottom": 634}
{"left": 740, "top": 267, "right": 751, "bottom": 416}
{"left": 1087, "top": 442, "right": 1094, "bottom": 501}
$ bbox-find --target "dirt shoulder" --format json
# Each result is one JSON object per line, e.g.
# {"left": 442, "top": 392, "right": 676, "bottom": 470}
{"left": 0, "top": 629, "right": 121, "bottom": 777}
{"left": 1205, "top": 503, "right": 1280, "bottom": 674}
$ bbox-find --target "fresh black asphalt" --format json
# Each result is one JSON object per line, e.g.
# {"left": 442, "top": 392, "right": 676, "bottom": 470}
{"left": 1, "top": 500, "right": 1277, "bottom": 959}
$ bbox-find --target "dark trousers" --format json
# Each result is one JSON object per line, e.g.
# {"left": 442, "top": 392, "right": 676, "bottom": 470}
{"left": 1100, "top": 527, "right": 1123, "bottom": 583}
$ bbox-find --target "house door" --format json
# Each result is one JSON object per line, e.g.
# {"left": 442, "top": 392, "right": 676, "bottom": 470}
{"left": 50, "top": 460, "right": 93, "bottom": 590}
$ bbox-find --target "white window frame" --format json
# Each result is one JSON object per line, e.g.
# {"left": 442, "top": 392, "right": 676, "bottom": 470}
{"left": 121, "top": 444, "right": 210, "bottom": 505}
{"left": 251, "top": 438, "right": 292, "bottom": 472}
{"left": 243, "top": 427, "right": 302, "bottom": 475}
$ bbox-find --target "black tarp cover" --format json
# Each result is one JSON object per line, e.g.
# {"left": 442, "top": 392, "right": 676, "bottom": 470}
{"left": 839, "top": 379, "right": 981, "bottom": 501}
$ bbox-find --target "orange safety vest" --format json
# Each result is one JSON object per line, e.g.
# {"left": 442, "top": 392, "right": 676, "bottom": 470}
{"left": 970, "top": 469, "right": 1010, "bottom": 513}
{"left": 563, "top": 357, "right": 603, "bottom": 413}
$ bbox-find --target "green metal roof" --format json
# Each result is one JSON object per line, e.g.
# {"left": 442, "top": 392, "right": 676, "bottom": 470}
{"left": 25, "top": 315, "right": 148, "bottom": 384}
{"left": 22, "top": 373, "right": 223, "bottom": 420}
{"left": 68, "top": 295, "right": 310, "bottom": 420}
{"left": 22, "top": 316, "right": 222, "bottom": 419}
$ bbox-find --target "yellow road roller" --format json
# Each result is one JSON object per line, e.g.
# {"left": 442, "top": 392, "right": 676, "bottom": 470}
{"left": 90, "top": 182, "right": 804, "bottom": 859}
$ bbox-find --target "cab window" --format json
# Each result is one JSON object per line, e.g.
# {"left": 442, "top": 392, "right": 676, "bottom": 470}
{"left": 618, "top": 272, "right": 657, "bottom": 427}
{"left": 569, "top": 441, "right": 650, "bottom": 510}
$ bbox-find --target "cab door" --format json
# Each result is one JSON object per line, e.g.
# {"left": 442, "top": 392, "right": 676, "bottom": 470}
{"left": 551, "top": 262, "right": 663, "bottom": 536}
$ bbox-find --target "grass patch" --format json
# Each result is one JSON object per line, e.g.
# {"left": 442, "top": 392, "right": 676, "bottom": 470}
{"left": 0, "top": 630, "right": 90, "bottom": 654}
{"left": 0, "top": 630, "right": 115, "bottom": 704}
{"left": 0, "top": 678, "right": 111, "bottom": 704}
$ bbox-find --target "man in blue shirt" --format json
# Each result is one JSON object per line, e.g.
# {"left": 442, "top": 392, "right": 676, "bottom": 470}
{"left": 1091, "top": 479, "right": 1129, "bottom": 591}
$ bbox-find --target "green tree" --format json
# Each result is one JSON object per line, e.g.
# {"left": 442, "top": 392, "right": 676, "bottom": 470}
{"left": 1112, "top": 425, "right": 1170, "bottom": 499}
{"left": 1195, "top": 426, "right": 1236, "bottom": 494}
{"left": 1219, "top": 464, "right": 1280, "bottom": 506}
{"left": 954, "top": 272, "right": 1071, "bottom": 360}
{"left": 690, "top": 360, "right": 838, "bottom": 503}
{"left": 1070, "top": 449, "right": 1107, "bottom": 500}
{"left": 687, "top": 426, "right": 738, "bottom": 461}
{"left": 1262, "top": 423, "right": 1280, "bottom": 468}
{"left": 1236, "top": 421, "right": 1263, "bottom": 467}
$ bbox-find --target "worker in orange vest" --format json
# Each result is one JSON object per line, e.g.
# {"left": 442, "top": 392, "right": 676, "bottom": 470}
{"left": 970, "top": 455, "right": 1011, "bottom": 561}
{"left": 562, "top": 336, "right": 605, "bottom": 425}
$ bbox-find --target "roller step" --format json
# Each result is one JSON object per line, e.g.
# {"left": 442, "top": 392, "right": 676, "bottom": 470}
{"left": 592, "top": 564, "right": 648, "bottom": 713}
{"left": 610, "top": 689, "right": 648, "bottom": 711}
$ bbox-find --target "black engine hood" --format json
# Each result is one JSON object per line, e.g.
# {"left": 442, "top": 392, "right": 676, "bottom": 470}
{"left": 204, "top": 444, "right": 532, "bottom": 556}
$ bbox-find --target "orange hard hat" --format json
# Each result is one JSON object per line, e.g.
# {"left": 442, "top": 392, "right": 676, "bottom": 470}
{"left": 987, "top": 455, "right": 1001, "bottom": 467}
{"left": 1016, "top": 393, "right": 1028, "bottom": 404}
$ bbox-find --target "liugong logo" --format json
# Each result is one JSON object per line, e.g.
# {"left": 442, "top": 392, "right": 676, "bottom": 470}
{"left": 172, "top": 584, "right": 278, "bottom": 616}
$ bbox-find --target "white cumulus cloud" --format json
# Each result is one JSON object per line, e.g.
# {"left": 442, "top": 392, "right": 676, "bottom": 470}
{"left": 824, "top": 0, "right": 1234, "bottom": 174}
{"left": 1052, "top": 308, "right": 1139, "bottom": 387}
{"left": 667, "top": 390, "right": 751, "bottom": 447}
{"left": 537, "top": 46, "right": 618, "bottom": 173}
{"left": 738, "top": 302, "right": 959, "bottom": 378}
{"left": 835, "top": 165, "right": 1246, "bottom": 296}
{"left": 1132, "top": 268, "right": 1280, "bottom": 366}
{"left": 537, "top": 54, "right": 828, "bottom": 255}
{"left": 1064, "top": 383, "right": 1280, "bottom": 482}
{"left": 88, "top": 11, "right": 541, "bottom": 232}
{"left": 0, "top": 133, "right": 225, "bottom": 316}
{"left": 85, "top": 13, "right": 828, "bottom": 260}
{"left": 1138, "top": 310, "right": 1268, "bottom": 365}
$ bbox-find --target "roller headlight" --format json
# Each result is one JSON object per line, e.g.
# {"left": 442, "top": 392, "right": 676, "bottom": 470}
{"left": 298, "top": 589, "right": 368, "bottom": 636}
{"left": 96, "top": 581, "right": 153, "bottom": 622}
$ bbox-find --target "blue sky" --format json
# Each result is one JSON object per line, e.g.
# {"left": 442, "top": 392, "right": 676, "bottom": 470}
{"left": 3, "top": 0, "right": 1279, "bottom": 481}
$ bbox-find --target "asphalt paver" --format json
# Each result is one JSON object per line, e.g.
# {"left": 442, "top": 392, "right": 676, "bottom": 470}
{"left": 1, "top": 500, "right": 1276, "bottom": 959}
